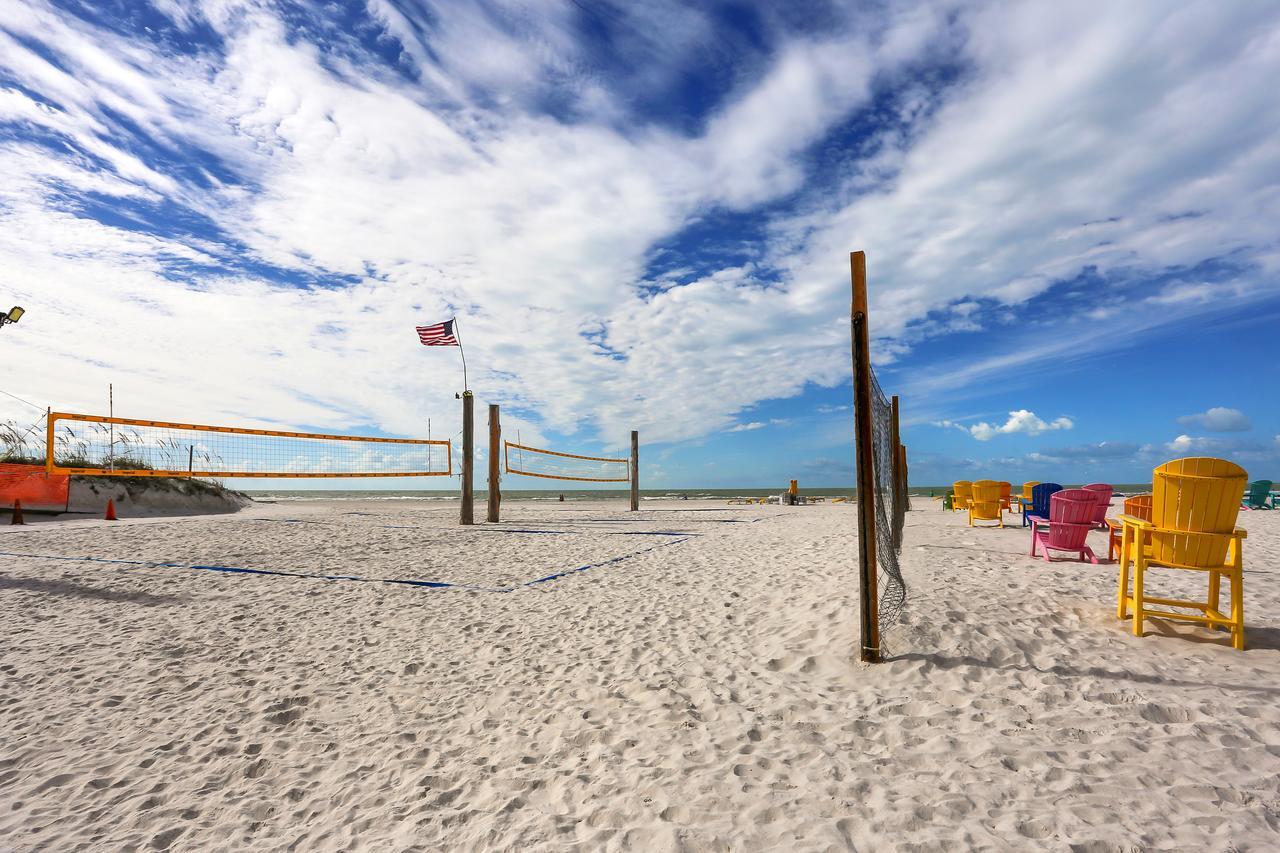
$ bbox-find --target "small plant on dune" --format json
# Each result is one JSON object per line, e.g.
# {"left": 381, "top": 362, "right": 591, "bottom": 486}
{"left": 0, "top": 418, "right": 48, "bottom": 466}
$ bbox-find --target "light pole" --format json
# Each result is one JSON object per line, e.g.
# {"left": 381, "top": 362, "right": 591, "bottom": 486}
{"left": 0, "top": 306, "right": 23, "bottom": 329}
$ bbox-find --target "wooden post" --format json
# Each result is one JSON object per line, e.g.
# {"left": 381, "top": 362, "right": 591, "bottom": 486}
{"left": 460, "top": 392, "right": 474, "bottom": 525}
{"left": 487, "top": 404, "right": 501, "bottom": 523}
{"left": 45, "top": 407, "right": 53, "bottom": 474}
{"left": 850, "top": 251, "right": 881, "bottom": 664}
{"left": 900, "top": 445, "right": 910, "bottom": 512}
{"left": 629, "top": 430, "right": 639, "bottom": 512}
{"left": 890, "top": 395, "right": 902, "bottom": 549}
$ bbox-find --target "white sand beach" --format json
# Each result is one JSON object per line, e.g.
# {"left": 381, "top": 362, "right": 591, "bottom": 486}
{"left": 2, "top": 499, "right": 1278, "bottom": 851}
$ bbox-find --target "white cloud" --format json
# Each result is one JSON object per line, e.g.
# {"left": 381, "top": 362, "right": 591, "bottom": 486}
{"left": 932, "top": 419, "right": 970, "bottom": 434}
{"left": 1166, "top": 434, "right": 1215, "bottom": 453}
{"left": 727, "top": 422, "right": 766, "bottom": 433}
{"left": 769, "top": 0, "right": 1280, "bottom": 381}
{"left": 1177, "top": 407, "right": 1252, "bottom": 432}
{"left": 968, "top": 410, "right": 1073, "bottom": 441}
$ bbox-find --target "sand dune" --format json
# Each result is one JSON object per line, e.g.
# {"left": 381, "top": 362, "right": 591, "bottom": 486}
{"left": 1, "top": 499, "right": 1277, "bottom": 851}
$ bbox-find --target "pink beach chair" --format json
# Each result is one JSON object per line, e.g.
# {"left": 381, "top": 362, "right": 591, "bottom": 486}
{"left": 1029, "top": 488, "right": 1099, "bottom": 563}
{"left": 1081, "top": 483, "right": 1113, "bottom": 528}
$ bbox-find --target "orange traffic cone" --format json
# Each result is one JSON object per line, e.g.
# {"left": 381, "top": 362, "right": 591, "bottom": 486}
{"left": 10, "top": 499, "right": 23, "bottom": 525}
{"left": 104, "top": 499, "right": 118, "bottom": 521}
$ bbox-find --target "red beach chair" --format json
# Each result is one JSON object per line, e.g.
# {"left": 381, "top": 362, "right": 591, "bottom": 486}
{"left": 1081, "top": 483, "right": 1113, "bottom": 529}
{"left": 1029, "top": 489, "right": 1099, "bottom": 563}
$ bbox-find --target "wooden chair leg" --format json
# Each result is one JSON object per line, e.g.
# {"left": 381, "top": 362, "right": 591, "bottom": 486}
{"left": 1230, "top": 568, "right": 1245, "bottom": 651}
{"left": 1132, "top": 558, "right": 1145, "bottom": 637}
{"left": 1116, "top": 529, "right": 1130, "bottom": 619}
{"left": 1208, "top": 570, "right": 1221, "bottom": 622}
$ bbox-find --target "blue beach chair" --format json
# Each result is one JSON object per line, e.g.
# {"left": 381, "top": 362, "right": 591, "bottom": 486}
{"left": 1022, "top": 482, "right": 1063, "bottom": 528}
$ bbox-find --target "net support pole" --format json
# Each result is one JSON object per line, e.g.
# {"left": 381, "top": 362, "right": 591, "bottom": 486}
{"left": 629, "top": 430, "right": 639, "bottom": 511}
{"left": 45, "top": 407, "right": 53, "bottom": 475}
{"left": 890, "top": 395, "right": 903, "bottom": 549}
{"left": 487, "top": 404, "right": 501, "bottom": 523}
{"left": 461, "top": 391, "right": 474, "bottom": 525}
{"left": 899, "top": 444, "right": 910, "bottom": 512}
{"left": 850, "top": 250, "right": 881, "bottom": 664}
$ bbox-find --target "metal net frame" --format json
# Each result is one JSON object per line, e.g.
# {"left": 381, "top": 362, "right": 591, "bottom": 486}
{"left": 503, "top": 441, "right": 629, "bottom": 483}
{"left": 46, "top": 412, "right": 451, "bottom": 479}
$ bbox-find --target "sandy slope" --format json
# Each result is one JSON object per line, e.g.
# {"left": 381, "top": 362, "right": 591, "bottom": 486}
{"left": 0, "top": 499, "right": 1277, "bottom": 852}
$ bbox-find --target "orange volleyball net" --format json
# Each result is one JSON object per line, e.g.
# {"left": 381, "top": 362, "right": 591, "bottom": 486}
{"left": 503, "top": 441, "right": 629, "bottom": 483}
{"left": 46, "top": 411, "right": 451, "bottom": 479}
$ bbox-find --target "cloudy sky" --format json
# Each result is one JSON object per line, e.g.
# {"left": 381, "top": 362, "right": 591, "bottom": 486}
{"left": 2, "top": 0, "right": 1279, "bottom": 488}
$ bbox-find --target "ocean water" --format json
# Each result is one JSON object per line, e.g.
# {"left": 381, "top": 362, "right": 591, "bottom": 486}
{"left": 241, "top": 484, "right": 1156, "bottom": 502}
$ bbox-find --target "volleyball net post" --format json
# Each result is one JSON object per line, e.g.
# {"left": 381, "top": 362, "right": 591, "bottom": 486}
{"left": 849, "top": 251, "right": 909, "bottom": 664}
{"left": 487, "top": 404, "right": 501, "bottom": 523}
{"left": 890, "top": 395, "right": 903, "bottom": 550}
{"left": 460, "top": 392, "right": 474, "bottom": 526}
{"left": 630, "top": 430, "right": 639, "bottom": 511}
{"left": 899, "top": 444, "right": 910, "bottom": 513}
{"left": 850, "top": 251, "right": 881, "bottom": 663}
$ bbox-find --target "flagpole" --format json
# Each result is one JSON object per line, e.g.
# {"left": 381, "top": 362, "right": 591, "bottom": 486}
{"left": 452, "top": 317, "right": 469, "bottom": 392}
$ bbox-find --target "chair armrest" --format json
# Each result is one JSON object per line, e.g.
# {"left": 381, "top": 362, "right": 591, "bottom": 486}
{"left": 1141, "top": 523, "right": 1247, "bottom": 542}
{"left": 1117, "top": 514, "right": 1150, "bottom": 529}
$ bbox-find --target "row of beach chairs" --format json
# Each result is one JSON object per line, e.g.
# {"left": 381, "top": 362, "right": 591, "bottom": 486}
{"left": 943, "top": 459, "right": 1259, "bottom": 651}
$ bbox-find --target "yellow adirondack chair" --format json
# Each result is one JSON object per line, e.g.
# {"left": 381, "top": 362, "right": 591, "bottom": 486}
{"left": 998, "top": 481, "right": 1012, "bottom": 512}
{"left": 968, "top": 479, "right": 1004, "bottom": 527}
{"left": 1018, "top": 481, "right": 1040, "bottom": 514}
{"left": 1117, "top": 458, "right": 1249, "bottom": 649}
{"left": 952, "top": 480, "right": 973, "bottom": 512}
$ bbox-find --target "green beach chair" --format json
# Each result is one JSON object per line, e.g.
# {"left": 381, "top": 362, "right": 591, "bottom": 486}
{"left": 1242, "top": 479, "right": 1273, "bottom": 510}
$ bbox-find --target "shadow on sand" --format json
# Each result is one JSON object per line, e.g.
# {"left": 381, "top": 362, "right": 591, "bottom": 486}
{"left": 0, "top": 574, "right": 189, "bottom": 607}
{"left": 892, "top": 638, "right": 1280, "bottom": 697}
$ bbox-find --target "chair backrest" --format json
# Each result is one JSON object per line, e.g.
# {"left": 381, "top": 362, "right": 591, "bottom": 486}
{"left": 953, "top": 481, "right": 973, "bottom": 504}
{"left": 1150, "top": 457, "right": 1248, "bottom": 567}
{"left": 1028, "top": 482, "right": 1062, "bottom": 518}
{"left": 1081, "top": 483, "right": 1113, "bottom": 524}
{"left": 1123, "top": 494, "right": 1152, "bottom": 522}
{"left": 971, "top": 479, "right": 1002, "bottom": 519}
{"left": 998, "top": 481, "right": 1011, "bottom": 504}
{"left": 1022, "top": 481, "right": 1040, "bottom": 501}
{"left": 1046, "top": 488, "right": 1095, "bottom": 548}
{"left": 1245, "top": 479, "right": 1273, "bottom": 508}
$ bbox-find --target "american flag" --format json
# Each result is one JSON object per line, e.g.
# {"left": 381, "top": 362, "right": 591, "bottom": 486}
{"left": 416, "top": 319, "right": 459, "bottom": 346}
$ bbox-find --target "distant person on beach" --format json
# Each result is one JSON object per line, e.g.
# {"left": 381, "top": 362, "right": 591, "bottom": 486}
{"left": 558, "top": 494, "right": 564, "bottom": 502}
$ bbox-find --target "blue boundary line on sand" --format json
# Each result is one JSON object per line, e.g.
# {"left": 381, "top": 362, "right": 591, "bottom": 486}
{"left": 0, "top": 535, "right": 691, "bottom": 593}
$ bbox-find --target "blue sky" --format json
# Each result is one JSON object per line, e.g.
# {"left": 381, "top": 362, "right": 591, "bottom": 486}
{"left": 1, "top": 0, "right": 1278, "bottom": 488}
